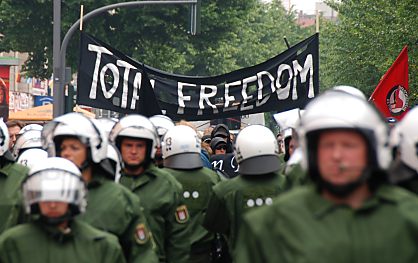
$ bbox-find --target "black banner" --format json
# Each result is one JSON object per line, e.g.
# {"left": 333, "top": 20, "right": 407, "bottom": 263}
{"left": 77, "top": 33, "right": 319, "bottom": 121}
{"left": 210, "top": 153, "right": 239, "bottom": 179}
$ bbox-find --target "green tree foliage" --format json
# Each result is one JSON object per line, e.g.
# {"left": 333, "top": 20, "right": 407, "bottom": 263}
{"left": 0, "top": 0, "right": 311, "bottom": 77}
{"left": 0, "top": 0, "right": 258, "bottom": 78}
{"left": 0, "top": 0, "right": 314, "bottom": 131}
{"left": 320, "top": 0, "right": 417, "bottom": 103}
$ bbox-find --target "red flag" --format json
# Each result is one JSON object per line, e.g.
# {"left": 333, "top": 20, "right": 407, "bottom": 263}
{"left": 369, "top": 46, "right": 409, "bottom": 120}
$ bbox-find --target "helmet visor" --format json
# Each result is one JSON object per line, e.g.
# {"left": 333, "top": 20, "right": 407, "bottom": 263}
{"left": 23, "top": 171, "right": 86, "bottom": 208}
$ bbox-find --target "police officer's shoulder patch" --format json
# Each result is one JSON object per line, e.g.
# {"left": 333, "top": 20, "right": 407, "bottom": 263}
{"left": 134, "top": 223, "right": 150, "bottom": 245}
{"left": 175, "top": 205, "right": 189, "bottom": 224}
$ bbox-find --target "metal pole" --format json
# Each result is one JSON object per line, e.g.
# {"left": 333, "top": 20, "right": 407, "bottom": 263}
{"left": 283, "top": 36, "right": 290, "bottom": 49}
{"left": 55, "top": 0, "right": 197, "bottom": 117}
{"left": 52, "top": 0, "right": 61, "bottom": 117}
{"left": 316, "top": 10, "right": 320, "bottom": 33}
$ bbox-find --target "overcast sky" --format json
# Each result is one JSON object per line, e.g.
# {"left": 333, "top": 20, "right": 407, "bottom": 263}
{"left": 260, "top": 0, "right": 320, "bottom": 15}
{"left": 285, "top": 0, "right": 321, "bottom": 15}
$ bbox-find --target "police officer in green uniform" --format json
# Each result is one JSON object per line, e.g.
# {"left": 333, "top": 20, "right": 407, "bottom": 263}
{"left": 387, "top": 107, "right": 418, "bottom": 193}
{"left": 42, "top": 113, "right": 157, "bottom": 263}
{"left": 0, "top": 157, "right": 125, "bottom": 263}
{"left": 110, "top": 114, "right": 191, "bottom": 263}
{"left": 162, "top": 125, "right": 220, "bottom": 263}
{"left": 235, "top": 91, "right": 418, "bottom": 263}
{"left": 149, "top": 114, "right": 175, "bottom": 168}
{"left": 203, "top": 125, "right": 288, "bottom": 254}
{"left": 0, "top": 120, "right": 29, "bottom": 234}
{"left": 281, "top": 128, "right": 309, "bottom": 188}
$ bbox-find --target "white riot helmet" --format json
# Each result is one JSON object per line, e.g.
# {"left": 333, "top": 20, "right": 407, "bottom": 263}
{"left": 42, "top": 113, "right": 107, "bottom": 164}
{"left": 17, "top": 148, "right": 48, "bottom": 170}
{"left": 107, "top": 144, "right": 123, "bottom": 182}
{"left": 18, "top": 124, "right": 43, "bottom": 134}
{"left": 394, "top": 107, "right": 418, "bottom": 173}
{"left": 0, "top": 120, "right": 9, "bottom": 156}
{"left": 109, "top": 114, "right": 159, "bottom": 159}
{"left": 95, "top": 118, "right": 117, "bottom": 139}
{"left": 150, "top": 115, "right": 175, "bottom": 139}
{"left": 332, "top": 85, "right": 367, "bottom": 100}
{"left": 298, "top": 90, "right": 390, "bottom": 177}
{"left": 22, "top": 157, "right": 87, "bottom": 215}
{"left": 12, "top": 130, "right": 42, "bottom": 159}
{"left": 162, "top": 125, "right": 202, "bottom": 169}
{"left": 234, "top": 125, "right": 280, "bottom": 175}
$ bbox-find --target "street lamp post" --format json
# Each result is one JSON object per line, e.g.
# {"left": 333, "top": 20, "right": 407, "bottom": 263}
{"left": 52, "top": 0, "right": 61, "bottom": 116}
{"left": 53, "top": 0, "right": 198, "bottom": 118}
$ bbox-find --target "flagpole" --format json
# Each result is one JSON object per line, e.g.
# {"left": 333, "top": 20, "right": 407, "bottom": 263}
{"left": 316, "top": 10, "right": 319, "bottom": 33}
{"left": 80, "top": 5, "right": 84, "bottom": 31}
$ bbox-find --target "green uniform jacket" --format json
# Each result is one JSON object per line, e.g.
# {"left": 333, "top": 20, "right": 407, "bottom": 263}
{"left": 388, "top": 159, "right": 418, "bottom": 194}
{"left": 0, "top": 161, "right": 29, "bottom": 234}
{"left": 78, "top": 173, "right": 158, "bottom": 263}
{"left": 235, "top": 184, "right": 418, "bottom": 263}
{"left": 165, "top": 167, "right": 220, "bottom": 263}
{"left": 120, "top": 164, "right": 191, "bottom": 263}
{"left": 284, "top": 163, "right": 309, "bottom": 189}
{"left": 0, "top": 219, "right": 125, "bottom": 263}
{"left": 203, "top": 172, "right": 287, "bottom": 252}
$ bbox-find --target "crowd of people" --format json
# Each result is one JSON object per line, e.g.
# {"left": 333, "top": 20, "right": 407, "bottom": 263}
{"left": 0, "top": 85, "right": 418, "bottom": 262}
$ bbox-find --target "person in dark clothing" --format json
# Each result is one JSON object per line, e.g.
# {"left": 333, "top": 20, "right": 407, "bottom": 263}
{"left": 211, "top": 124, "right": 233, "bottom": 154}
{"left": 209, "top": 138, "right": 238, "bottom": 179}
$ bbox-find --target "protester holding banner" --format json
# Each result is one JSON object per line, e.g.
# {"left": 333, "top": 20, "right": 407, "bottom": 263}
{"left": 162, "top": 125, "right": 220, "bottom": 263}
{"left": 203, "top": 125, "right": 287, "bottom": 256}
{"left": 109, "top": 114, "right": 191, "bottom": 263}
{"left": 235, "top": 91, "right": 418, "bottom": 263}
{"left": 42, "top": 113, "right": 158, "bottom": 263}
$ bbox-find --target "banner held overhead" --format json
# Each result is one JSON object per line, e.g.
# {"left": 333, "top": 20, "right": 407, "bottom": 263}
{"left": 77, "top": 33, "right": 319, "bottom": 120}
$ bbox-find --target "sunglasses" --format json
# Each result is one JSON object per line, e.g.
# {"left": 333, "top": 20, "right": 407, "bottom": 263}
{"left": 203, "top": 138, "right": 211, "bottom": 143}
{"left": 216, "top": 145, "right": 227, "bottom": 150}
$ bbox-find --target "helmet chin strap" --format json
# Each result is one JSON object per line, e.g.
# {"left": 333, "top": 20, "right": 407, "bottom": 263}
{"left": 79, "top": 160, "right": 90, "bottom": 172}
{"left": 316, "top": 168, "right": 371, "bottom": 198}
{"left": 39, "top": 210, "right": 73, "bottom": 226}
{"left": 124, "top": 158, "right": 151, "bottom": 175}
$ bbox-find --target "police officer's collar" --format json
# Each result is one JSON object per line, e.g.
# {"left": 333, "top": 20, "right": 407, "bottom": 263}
{"left": 0, "top": 151, "right": 15, "bottom": 167}
{"left": 121, "top": 163, "right": 161, "bottom": 178}
{"left": 138, "top": 163, "right": 159, "bottom": 178}
{"left": 120, "top": 163, "right": 158, "bottom": 189}
{"left": 35, "top": 218, "right": 74, "bottom": 243}
{"left": 87, "top": 173, "right": 107, "bottom": 189}
{"left": 0, "top": 157, "right": 24, "bottom": 178}
{"left": 387, "top": 159, "right": 416, "bottom": 184}
{"left": 308, "top": 184, "right": 399, "bottom": 219}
